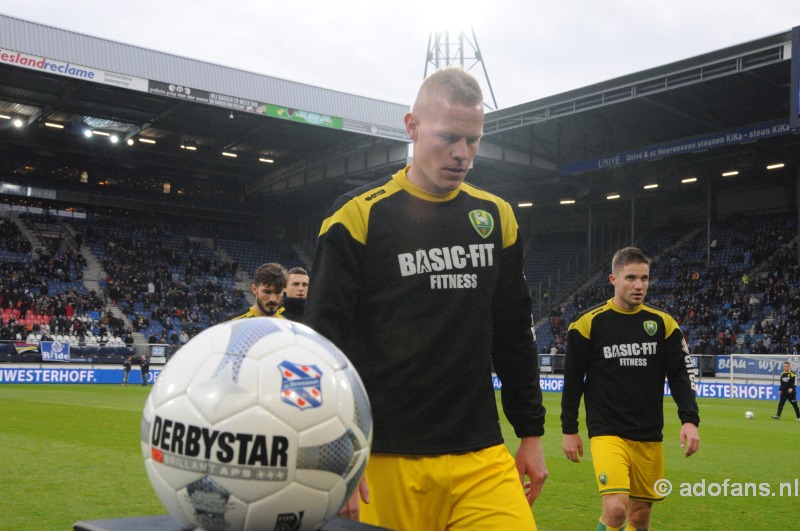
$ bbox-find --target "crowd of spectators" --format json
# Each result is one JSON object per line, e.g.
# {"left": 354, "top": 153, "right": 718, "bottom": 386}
{"left": 0, "top": 214, "right": 132, "bottom": 344}
{"left": 6, "top": 208, "right": 800, "bottom": 360}
{"left": 2, "top": 212, "right": 255, "bottom": 350}
{"left": 0, "top": 217, "right": 32, "bottom": 255}
{"left": 74, "top": 217, "right": 246, "bottom": 346}
{"left": 0, "top": 252, "right": 124, "bottom": 344}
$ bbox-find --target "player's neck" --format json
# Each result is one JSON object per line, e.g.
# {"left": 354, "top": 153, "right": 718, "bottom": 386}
{"left": 612, "top": 297, "right": 641, "bottom": 312}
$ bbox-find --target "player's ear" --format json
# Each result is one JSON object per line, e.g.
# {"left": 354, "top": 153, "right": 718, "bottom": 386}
{"left": 405, "top": 112, "right": 419, "bottom": 141}
{"left": 608, "top": 273, "right": 616, "bottom": 286}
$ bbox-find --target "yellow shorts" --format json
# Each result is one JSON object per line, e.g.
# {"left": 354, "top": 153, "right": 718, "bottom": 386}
{"left": 360, "top": 444, "right": 537, "bottom": 531}
{"left": 589, "top": 436, "right": 665, "bottom": 502}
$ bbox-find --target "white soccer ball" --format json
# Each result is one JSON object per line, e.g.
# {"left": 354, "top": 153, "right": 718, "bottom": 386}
{"left": 141, "top": 317, "right": 372, "bottom": 531}
{"left": 745, "top": 411, "right": 754, "bottom": 419}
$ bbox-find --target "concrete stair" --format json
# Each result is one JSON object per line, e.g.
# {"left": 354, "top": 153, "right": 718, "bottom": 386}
{"left": 191, "top": 236, "right": 250, "bottom": 294}
{"left": 4, "top": 209, "right": 42, "bottom": 249}
{"left": 68, "top": 226, "right": 149, "bottom": 349}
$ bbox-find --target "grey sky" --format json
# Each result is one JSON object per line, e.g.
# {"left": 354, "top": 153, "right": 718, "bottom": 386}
{"left": 2, "top": 0, "right": 800, "bottom": 108}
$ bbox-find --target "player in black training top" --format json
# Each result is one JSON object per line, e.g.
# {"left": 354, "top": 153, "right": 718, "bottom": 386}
{"left": 771, "top": 361, "right": 800, "bottom": 420}
{"left": 306, "top": 67, "right": 546, "bottom": 531}
{"left": 561, "top": 246, "right": 700, "bottom": 531}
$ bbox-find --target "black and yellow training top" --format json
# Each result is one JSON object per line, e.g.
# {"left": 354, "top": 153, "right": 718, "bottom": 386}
{"left": 561, "top": 299, "right": 700, "bottom": 442}
{"left": 778, "top": 369, "right": 796, "bottom": 394}
{"left": 305, "top": 167, "right": 545, "bottom": 455}
{"left": 227, "top": 306, "right": 285, "bottom": 320}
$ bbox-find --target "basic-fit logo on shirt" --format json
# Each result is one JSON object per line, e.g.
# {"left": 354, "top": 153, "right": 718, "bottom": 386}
{"left": 603, "top": 342, "right": 657, "bottom": 367}
{"left": 468, "top": 209, "right": 494, "bottom": 239}
{"left": 397, "top": 244, "right": 495, "bottom": 289}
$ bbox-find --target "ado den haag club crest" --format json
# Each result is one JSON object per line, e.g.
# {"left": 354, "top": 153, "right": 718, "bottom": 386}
{"left": 279, "top": 361, "right": 323, "bottom": 410}
{"left": 643, "top": 320, "right": 658, "bottom": 336}
{"left": 468, "top": 209, "right": 494, "bottom": 239}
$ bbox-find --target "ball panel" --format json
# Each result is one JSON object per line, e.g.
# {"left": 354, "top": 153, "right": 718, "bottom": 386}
{"left": 294, "top": 469, "right": 341, "bottom": 493}
{"left": 296, "top": 421, "right": 354, "bottom": 478}
{"left": 186, "top": 354, "right": 260, "bottom": 425}
{"left": 227, "top": 318, "right": 297, "bottom": 361}
{"left": 174, "top": 476, "right": 249, "bottom": 531}
{"left": 246, "top": 483, "right": 332, "bottom": 531}
{"left": 298, "top": 417, "right": 347, "bottom": 447}
{"left": 147, "top": 322, "right": 233, "bottom": 410}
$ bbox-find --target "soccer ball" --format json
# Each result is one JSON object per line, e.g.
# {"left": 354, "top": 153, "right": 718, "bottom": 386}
{"left": 141, "top": 317, "right": 372, "bottom": 531}
{"left": 745, "top": 411, "right": 754, "bottom": 419}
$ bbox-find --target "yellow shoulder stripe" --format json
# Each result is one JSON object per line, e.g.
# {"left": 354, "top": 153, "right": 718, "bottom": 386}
{"left": 567, "top": 303, "right": 609, "bottom": 339}
{"left": 318, "top": 176, "right": 402, "bottom": 244}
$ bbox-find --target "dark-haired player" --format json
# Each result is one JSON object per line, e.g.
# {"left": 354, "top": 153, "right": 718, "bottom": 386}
{"left": 230, "top": 262, "right": 287, "bottom": 320}
{"left": 561, "top": 246, "right": 700, "bottom": 531}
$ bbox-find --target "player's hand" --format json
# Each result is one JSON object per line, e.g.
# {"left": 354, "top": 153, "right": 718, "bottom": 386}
{"left": 338, "top": 475, "right": 369, "bottom": 520}
{"left": 516, "top": 436, "right": 548, "bottom": 505}
{"left": 679, "top": 422, "right": 700, "bottom": 457}
{"left": 562, "top": 433, "right": 583, "bottom": 462}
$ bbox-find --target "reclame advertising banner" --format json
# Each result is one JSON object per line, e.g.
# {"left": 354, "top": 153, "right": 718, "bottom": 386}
{"left": 491, "top": 376, "right": 781, "bottom": 401}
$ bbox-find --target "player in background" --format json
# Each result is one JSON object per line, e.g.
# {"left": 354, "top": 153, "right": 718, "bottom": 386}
{"left": 305, "top": 67, "right": 546, "bottom": 531}
{"left": 771, "top": 361, "right": 800, "bottom": 420}
{"left": 280, "top": 267, "right": 309, "bottom": 322}
{"left": 561, "top": 246, "right": 700, "bottom": 531}
{"left": 230, "top": 262, "right": 288, "bottom": 320}
{"left": 122, "top": 355, "right": 132, "bottom": 386}
{"left": 139, "top": 354, "right": 150, "bottom": 386}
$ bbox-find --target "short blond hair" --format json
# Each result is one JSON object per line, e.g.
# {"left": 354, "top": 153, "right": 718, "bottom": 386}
{"left": 413, "top": 67, "right": 483, "bottom": 113}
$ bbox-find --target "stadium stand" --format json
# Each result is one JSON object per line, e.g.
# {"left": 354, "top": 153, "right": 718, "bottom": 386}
{"left": 218, "top": 238, "right": 306, "bottom": 282}
{"left": 525, "top": 231, "right": 588, "bottom": 321}
{"left": 65, "top": 215, "right": 245, "bottom": 344}
{"left": 5, "top": 197, "right": 800, "bottom": 372}
{"left": 533, "top": 211, "right": 800, "bottom": 361}
{"left": 5, "top": 198, "right": 800, "bottom": 369}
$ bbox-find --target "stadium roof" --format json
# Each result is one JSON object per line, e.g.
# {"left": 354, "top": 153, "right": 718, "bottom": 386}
{"left": 0, "top": 13, "right": 798, "bottom": 233}
{"left": 0, "top": 13, "right": 410, "bottom": 203}
{"left": 474, "top": 29, "right": 798, "bottom": 210}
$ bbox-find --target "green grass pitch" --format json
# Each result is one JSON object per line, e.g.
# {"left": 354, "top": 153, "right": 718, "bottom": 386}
{"left": 1, "top": 385, "right": 797, "bottom": 529}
